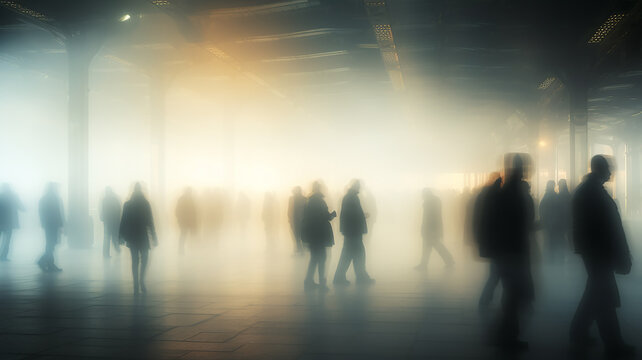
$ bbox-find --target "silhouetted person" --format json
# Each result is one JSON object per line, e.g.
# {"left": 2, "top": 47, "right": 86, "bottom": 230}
{"left": 473, "top": 173, "right": 502, "bottom": 311}
{"left": 302, "top": 181, "right": 336, "bottom": 291}
{"left": 558, "top": 179, "right": 571, "bottom": 256}
{"left": 176, "top": 187, "right": 198, "bottom": 254}
{"left": 494, "top": 154, "right": 534, "bottom": 350}
{"left": 100, "top": 187, "right": 121, "bottom": 258}
{"left": 333, "top": 180, "right": 374, "bottom": 285}
{"left": 262, "top": 192, "right": 278, "bottom": 247}
{"left": 540, "top": 180, "right": 564, "bottom": 264}
{"left": 0, "top": 184, "right": 25, "bottom": 261}
{"left": 119, "top": 183, "right": 157, "bottom": 294}
{"left": 288, "top": 186, "right": 306, "bottom": 255}
{"left": 38, "top": 183, "right": 64, "bottom": 272}
{"left": 415, "top": 188, "right": 454, "bottom": 271}
{"left": 569, "top": 155, "right": 634, "bottom": 358}
{"left": 236, "top": 191, "right": 251, "bottom": 240}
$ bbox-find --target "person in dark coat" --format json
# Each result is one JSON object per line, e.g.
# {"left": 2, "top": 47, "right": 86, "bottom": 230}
{"left": 100, "top": 187, "right": 121, "bottom": 258}
{"left": 557, "top": 179, "right": 571, "bottom": 256}
{"left": 288, "top": 186, "right": 306, "bottom": 255}
{"left": 473, "top": 173, "right": 502, "bottom": 311}
{"left": 37, "top": 183, "right": 64, "bottom": 272}
{"left": 119, "top": 183, "right": 157, "bottom": 294}
{"left": 0, "top": 184, "right": 25, "bottom": 261}
{"left": 414, "top": 188, "right": 454, "bottom": 271}
{"left": 333, "top": 180, "right": 374, "bottom": 285}
{"left": 176, "top": 187, "right": 198, "bottom": 254}
{"left": 494, "top": 154, "right": 535, "bottom": 350}
{"left": 569, "top": 155, "right": 634, "bottom": 358}
{"left": 539, "top": 180, "right": 564, "bottom": 264}
{"left": 302, "top": 181, "right": 336, "bottom": 291}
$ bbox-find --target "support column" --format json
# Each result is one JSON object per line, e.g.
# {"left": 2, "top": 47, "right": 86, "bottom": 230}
{"left": 66, "top": 36, "right": 96, "bottom": 248}
{"left": 569, "top": 86, "right": 588, "bottom": 188}
{"left": 150, "top": 74, "right": 166, "bottom": 219}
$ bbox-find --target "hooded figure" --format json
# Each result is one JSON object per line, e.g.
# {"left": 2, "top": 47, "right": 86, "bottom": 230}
{"left": 120, "top": 183, "right": 157, "bottom": 294}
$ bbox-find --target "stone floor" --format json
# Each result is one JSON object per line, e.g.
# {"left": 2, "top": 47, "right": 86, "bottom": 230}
{"left": 0, "top": 234, "right": 641, "bottom": 360}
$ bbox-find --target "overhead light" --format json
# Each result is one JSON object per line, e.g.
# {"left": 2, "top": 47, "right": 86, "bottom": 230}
{"left": 119, "top": 14, "right": 131, "bottom": 22}
{"left": 588, "top": 13, "right": 626, "bottom": 44}
{"left": 538, "top": 140, "right": 547, "bottom": 148}
{"left": 537, "top": 76, "right": 556, "bottom": 90}
{"left": 151, "top": 0, "right": 171, "bottom": 5}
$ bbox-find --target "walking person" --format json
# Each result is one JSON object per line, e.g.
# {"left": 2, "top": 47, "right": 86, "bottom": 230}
{"left": 38, "top": 183, "right": 64, "bottom": 272}
{"left": 302, "top": 181, "right": 336, "bottom": 291}
{"left": 414, "top": 188, "right": 455, "bottom": 271}
{"left": 0, "top": 184, "right": 25, "bottom": 261}
{"left": 569, "top": 155, "right": 635, "bottom": 358}
{"left": 333, "top": 180, "right": 374, "bottom": 285}
{"left": 120, "top": 183, "right": 158, "bottom": 295}
{"left": 100, "top": 187, "right": 122, "bottom": 258}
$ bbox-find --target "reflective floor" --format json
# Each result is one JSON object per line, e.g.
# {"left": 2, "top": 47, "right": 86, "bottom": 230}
{"left": 0, "top": 230, "right": 641, "bottom": 360}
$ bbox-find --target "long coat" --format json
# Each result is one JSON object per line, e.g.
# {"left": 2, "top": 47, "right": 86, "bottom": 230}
{"left": 301, "top": 193, "right": 334, "bottom": 247}
{"left": 100, "top": 194, "right": 121, "bottom": 229}
{"left": 340, "top": 191, "right": 367, "bottom": 237}
{"left": 119, "top": 194, "right": 156, "bottom": 249}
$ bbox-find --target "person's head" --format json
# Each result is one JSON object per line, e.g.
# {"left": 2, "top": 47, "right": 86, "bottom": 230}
{"left": 591, "top": 155, "right": 611, "bottom": 183}
{"left": 546, "top": 180, "right": 555, "bottom": 192}
{"left": 510, "top": 154, "right": 524, "bottom": 181}
{"left": 558, "top": 179, "right": 568, "bottom": 192}
{"left": 46, "top": 182, "right": 58, "bottom": 195}
{"left": 132, "top": 182, "right": 144, "bottom": 198}
{"left": 311, "top": 181, "right": 322, "bottom": 194}
{"left": 184, "top": 186, "right": 193, "bottom": 196}
{"left": 422, "top": 188, "right": 433, "bottom": 200}
{"left": 348, "top": 179, "right": 361, "bottom": 194}
{"left": 292, "top": 186, "right": 302, "bottom": 196}
{"left": 105, "top": 186, "right": 113, "bottom": 195}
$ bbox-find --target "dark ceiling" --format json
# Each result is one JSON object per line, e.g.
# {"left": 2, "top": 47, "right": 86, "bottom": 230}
{"left": 1, "top": 0, "right": 641, "bottom": 136}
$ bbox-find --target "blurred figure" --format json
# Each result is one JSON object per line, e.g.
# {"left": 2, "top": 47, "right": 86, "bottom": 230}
{"left": 262, "top": 192, "right": 278, "bottom": 247}
{"left": 569, "top": 155, "right": 634, "bottom": 358}
{"left": 100, "top": 187, "right": 121, "bottom": 258}
{"left": 360, "top": 184, "right": 377, "bottom": 243}
{"left": 333, "top": 180, "right": 374, "bottom": 286}
{"left": 0, "top": 184, "right": 25, "bottom": 261}
{"left": 414, "top": 188, "right": 454, "bottom": 271}
{"left": 302, "top": 181, "right": 336, "bottom": 291}
{"left": 236, "top": 192, "right": 251, "bottom": 240}
{"left": 473, "top": 173, "right": 502, "bottom": 311}
{"left": 557, "top": 179, "right": 571, "bottom": 255}
{"left": 539, "top": 180, "right": 564, "bottom": 264}
{"left": 176, "top": 187, "right": 198, "bottom": 254}
{"left": 37, "top": 183, "right": 64, "bottom": 272}
{"left": 493, "top": 154, "right": 534, "bottom": 350}
{"left": 119, "top": 183, "right": 157, "bottom": 295}
{"left": 288, "top": 186, "right": 306, "bottom": 255}
{"left": 203, "top": 188, "right": 227, "bottom": 243}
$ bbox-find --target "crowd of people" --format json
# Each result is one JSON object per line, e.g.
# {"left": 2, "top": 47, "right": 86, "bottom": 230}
{"left": 0, "top": 153, "right": 635, "bottom": 357}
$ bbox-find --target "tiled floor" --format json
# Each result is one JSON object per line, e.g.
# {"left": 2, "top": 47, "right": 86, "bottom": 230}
{"left": 0, "top": 235, "right": 641, "bottom": 360}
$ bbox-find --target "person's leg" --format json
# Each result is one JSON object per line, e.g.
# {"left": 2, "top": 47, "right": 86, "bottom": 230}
{"left": 479, "top": 261, "right": 500, "bottom": 310}
{"left": 179, "top": 227, "right": 186, "bottom": 254}
{"left": 103, "top": 225, "right": 110, "bottom": 258}
{"left": 305, "top": 246, "right": 318, "bottom": 284}
{"left": 333, "top": 240, "right": 352, "bottom": 283}
{"left": 110, "top": 227, "right": 120, "bottom": 254}
{"left": 317, "top": 246, "right": 327, "bottom": 288}
{"left": 130, "top": 247, "right": 140, "bottom": 294}
{"left": 0, "top": 230, "right": 11, "bottom": 260}
{"left": 496, "top": 260, "right": 521, "bottom": 346}
{"left": 433, "top": 240, "right": 455, "bottom": 266}
{"left": 353, "top": 237, "right": 371, "bottom": 281}
{"left": 139, "top": 249, "right": 149, "bottom": 293}
{"left": 47, "top": 229, "right": 60, "bottom": 270}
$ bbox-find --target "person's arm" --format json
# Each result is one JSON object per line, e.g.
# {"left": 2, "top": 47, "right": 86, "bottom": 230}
{"left": 147, "top": 202, "right": 158, "bottom": 246}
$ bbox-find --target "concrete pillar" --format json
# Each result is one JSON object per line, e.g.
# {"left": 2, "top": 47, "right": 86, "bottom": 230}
{"left": 569, "top": 86, "right": 588, "bottom": 188}
{"left": 66, "top": 36, "right": 96, "bottom": 248}
{"left": 150, "top": 74, "right": 166, "bottom": 217}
